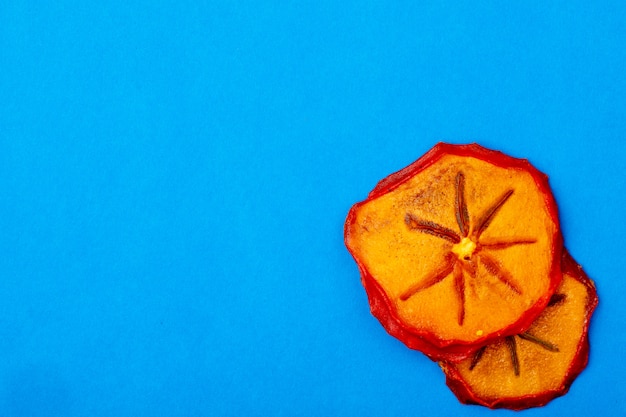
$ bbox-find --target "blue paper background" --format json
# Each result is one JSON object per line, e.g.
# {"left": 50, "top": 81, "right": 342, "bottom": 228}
{"left": 0, "top": 1, "right": 624, "bottom": 416}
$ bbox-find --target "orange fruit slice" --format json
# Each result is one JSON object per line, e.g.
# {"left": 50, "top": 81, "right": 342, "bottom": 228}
{"left": 439, "top": 251, "right": 598, "bottom": 409}
{"left": 345, "top": 143, "right": 562, "bottom": 358}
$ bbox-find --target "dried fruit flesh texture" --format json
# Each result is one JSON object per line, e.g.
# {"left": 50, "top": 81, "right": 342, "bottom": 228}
{"left": 345, "top": 144, "right": 561, "bottom": 353}
{"left": 440, "top": 253, "right": 598, "bottom": 410}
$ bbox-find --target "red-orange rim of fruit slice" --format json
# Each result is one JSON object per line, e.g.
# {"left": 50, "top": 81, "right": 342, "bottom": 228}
{"left": 345, "top": 143, "right": 563, "bottom": 357}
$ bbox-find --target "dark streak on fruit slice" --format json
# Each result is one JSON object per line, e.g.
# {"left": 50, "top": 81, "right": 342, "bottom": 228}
{"left": 469, "top": 346, "right": 487, "bottom": 371}
{"left": 473, "top": 189, "right": 514, "bottom": 239}
{"left": 399, "top": 254, "right": 456, "bottom": 301}
{"left": 455, "top": 172, "right": 470, "bottom": 237}
{"left": 453, "top": 264, "right": 466, "bottom": 326}
{"left": 505, "top": 336, "right": 520, "bottom": 376}
{"left": 404, "top": 213, "right": 461, "bottom": 243}
{"left": 479, "top": 238, "right": 537, "bottom": 250}
{"left": 479, "top": 253, "right": 523, "bottom": 295}
{"left": 519, "top": 333, "right": 559, "bottom": 352}
{"left": 548, "top": 293, "right": 566, "bottom": 307}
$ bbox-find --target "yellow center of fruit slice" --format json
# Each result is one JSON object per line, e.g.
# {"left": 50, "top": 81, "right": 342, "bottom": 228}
{"left": 452, "top": 237, "right": 477, "bottom": 260}
{"left": 346, "top": 154, "right": 559, "bottom": 345}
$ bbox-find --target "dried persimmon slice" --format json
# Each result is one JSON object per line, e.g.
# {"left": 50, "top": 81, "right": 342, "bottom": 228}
{"left": 439, "top": 252, "right": 598, "bottom": 409}
{"left": 345, "top": 143, "right": 562, "bottom": 357}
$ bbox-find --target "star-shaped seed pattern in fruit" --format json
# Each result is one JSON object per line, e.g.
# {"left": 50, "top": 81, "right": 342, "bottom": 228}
{"left": 345, "top": 143, "right": 562, "bottom": 358}
{"left": 401, "top": 172, "right": 536, "bottom": 326}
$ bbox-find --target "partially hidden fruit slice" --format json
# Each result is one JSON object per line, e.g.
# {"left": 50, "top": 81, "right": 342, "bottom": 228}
{"left": 345, "top": 143, "right": 562, "bottom": 359}
{"left": 440, "top": 251, "right": 598, "bottom": 410}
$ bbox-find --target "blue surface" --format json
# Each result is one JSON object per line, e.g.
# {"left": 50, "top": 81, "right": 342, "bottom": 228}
{"left": 0, "top": 1, "right": 625, "bottom": 416}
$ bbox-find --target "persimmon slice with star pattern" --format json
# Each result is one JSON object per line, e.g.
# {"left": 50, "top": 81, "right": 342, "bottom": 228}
{"left": 439, "top": 251, "right": 598, "bottom": 409}
{"left": 344, "top": 143, "right": 562, "bottom": 359}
